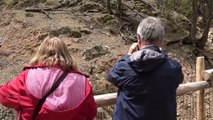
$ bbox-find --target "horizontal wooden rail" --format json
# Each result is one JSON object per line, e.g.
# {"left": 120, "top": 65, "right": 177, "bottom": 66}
{"left": 94, "top": 93, "right": 117, "bottom": 107}
{"left": 203, "top": 69, "right": 213, "bottom": 80}
{"left": 94, "top": 80, "right": 213, "bottom": 107}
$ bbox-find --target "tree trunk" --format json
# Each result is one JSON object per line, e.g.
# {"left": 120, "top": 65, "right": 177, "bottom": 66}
{"left": 173, "top": 0, "right": 178, "bottom": 11}
{"left": 196, "top": 0, "right": 213, "bottom": 49}
{"left": 190, "top": 0, "right": 198, "bottom": 44}
{"left": 107, "top": 0, "right": 112, "bottom": 14}
{"left": 197, "top": 18, "right": 212, "bottom": 49}
{"left": 117, "top": 0, "right": 122, "bottom": 13}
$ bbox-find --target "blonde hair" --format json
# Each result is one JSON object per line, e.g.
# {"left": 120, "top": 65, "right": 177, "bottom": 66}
{"left": 29, "top": 36, "right": 77, "bottom": 71}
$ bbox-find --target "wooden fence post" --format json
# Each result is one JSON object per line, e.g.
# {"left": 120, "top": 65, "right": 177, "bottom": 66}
{"left": 196, "top": 56, "right": 205, "bottom": 120}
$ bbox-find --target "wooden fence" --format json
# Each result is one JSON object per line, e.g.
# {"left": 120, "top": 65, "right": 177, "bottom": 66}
{"left": 94, "top": 56, "right": 213, "bottom": 120}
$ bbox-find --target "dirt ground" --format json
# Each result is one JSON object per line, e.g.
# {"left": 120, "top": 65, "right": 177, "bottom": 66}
{"left": 0, "top": 0, "right": 213, "bottom": 120}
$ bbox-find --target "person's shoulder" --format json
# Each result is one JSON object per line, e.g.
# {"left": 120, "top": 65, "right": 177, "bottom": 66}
{"left": 70, "top": 69, "right": 89, "bottom": 78}
{"left": 166, "top": 58, "right": 182, "bottom": 69}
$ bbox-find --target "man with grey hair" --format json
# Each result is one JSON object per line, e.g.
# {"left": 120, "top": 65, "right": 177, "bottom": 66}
{"left": 106, "top": 16, "right": 183, "bottom": 120}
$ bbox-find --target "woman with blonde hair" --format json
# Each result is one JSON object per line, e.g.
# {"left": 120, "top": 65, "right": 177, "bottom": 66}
{"left": 0, "top": 36, "right": 97, "bottom": 120}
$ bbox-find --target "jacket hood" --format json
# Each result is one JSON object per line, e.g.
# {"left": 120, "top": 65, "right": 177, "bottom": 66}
{"left": 128, "top": 45, "right": 167, "bottom": 73}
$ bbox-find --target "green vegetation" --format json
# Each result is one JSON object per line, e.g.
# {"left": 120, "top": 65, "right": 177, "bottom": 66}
{"left": 25, "top": 12, "right": 34, "bottom": 17}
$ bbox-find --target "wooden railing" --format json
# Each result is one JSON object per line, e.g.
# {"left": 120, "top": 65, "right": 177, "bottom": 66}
{"left": 94, "top": 56, "right": 213, "bottom": 120}
{"left": 94, "top": 80, "right": 213, "bottom": 107}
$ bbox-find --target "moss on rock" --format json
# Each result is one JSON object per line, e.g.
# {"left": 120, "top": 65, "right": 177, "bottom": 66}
{"left": 50, "top": 27, "right": 82, "bottom": 38}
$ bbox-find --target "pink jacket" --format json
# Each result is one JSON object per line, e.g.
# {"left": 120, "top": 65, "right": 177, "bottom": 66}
{"left": 0, "top": 65, "right": 97, "bottom": 120}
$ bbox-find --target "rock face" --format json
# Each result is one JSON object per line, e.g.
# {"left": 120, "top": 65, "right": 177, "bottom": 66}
{"left": 0, "top": 0, "right": 213, "bottom": 120}
{"left": 50, "top": 27, "right": 82, "bottom": 38}
{"left": 0, "top": 106, "right": 14, "bottom": 120}
{"left": 83, "top": 45, "right": 108, "bottom": 60}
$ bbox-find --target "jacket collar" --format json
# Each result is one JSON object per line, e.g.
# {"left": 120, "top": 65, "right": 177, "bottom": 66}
{"left": 141, "top": 45, "right": 161, "bottom": 53}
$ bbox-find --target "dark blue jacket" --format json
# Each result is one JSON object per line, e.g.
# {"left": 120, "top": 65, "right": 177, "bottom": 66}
{"left": 107, "top": 45, "right": 184, "bottom": 120}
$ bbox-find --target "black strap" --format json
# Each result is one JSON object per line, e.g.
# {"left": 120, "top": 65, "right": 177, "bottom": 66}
{"left": 32, "top": 71, "right": 69, "bottom": 120}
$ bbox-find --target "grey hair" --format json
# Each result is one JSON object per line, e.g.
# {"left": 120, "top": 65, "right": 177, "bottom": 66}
{"left": 137, "top": 16, "right": 165, "bottom": 42}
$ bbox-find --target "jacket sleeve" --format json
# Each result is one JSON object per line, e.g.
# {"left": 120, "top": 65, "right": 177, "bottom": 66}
{"left": 173, "top": 63, "right": 184, "bottom": 85}
{"left": 0, "top": 70, "right": 27, "bottom": 109}
{"left": 85, "top": 80, "right": 97, "bottom": 120}
{"left": 106, "top": 55, "right": 130, "bottom": 87}
{"left": 86, "top": 90, "right": 97, "bottom": 120}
